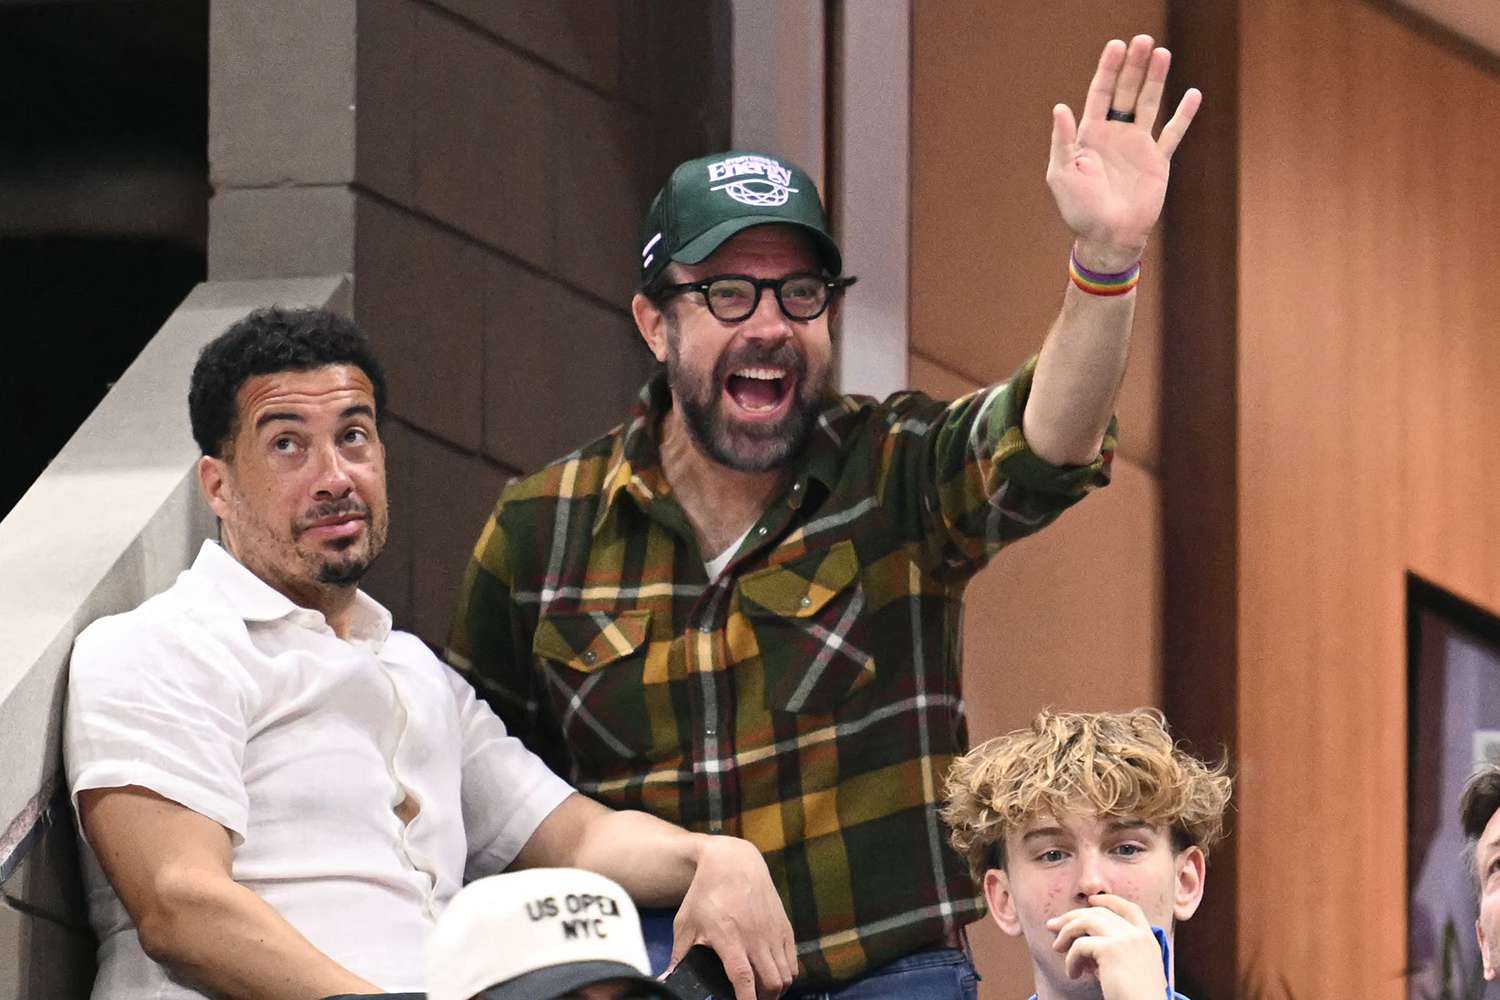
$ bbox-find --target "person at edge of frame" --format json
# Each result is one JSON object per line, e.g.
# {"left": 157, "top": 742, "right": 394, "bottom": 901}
{"left": 1459, "top": 765, "right": 1500, "bottom": 984}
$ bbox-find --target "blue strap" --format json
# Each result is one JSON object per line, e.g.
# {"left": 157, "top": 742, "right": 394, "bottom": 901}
{"left": 1153, "top": 925, "right": 1174, "bottom": 997}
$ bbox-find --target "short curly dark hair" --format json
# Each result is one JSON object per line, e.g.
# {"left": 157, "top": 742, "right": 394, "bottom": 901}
{"left": 189, "top": 306, "right": 387, "bottom": 458}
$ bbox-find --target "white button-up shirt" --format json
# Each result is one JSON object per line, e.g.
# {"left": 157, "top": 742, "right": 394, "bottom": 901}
{"left": 65, "top": 541, "right": 574, "bottom": 998}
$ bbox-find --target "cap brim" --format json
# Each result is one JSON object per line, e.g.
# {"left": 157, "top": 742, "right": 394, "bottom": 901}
{"left": 674, "top": 217, "right": 843, "bottom": 276}
{"left": 474, "top": 960, "right": 689, "bottom": 1000}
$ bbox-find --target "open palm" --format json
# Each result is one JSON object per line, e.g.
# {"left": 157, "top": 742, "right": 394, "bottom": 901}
{"left": 1048, "top": 36, "right": 1201, "bottom": 269}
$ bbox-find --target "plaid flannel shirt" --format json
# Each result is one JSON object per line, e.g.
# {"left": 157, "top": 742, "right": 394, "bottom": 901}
{"left": 447, "top": 356, "right": 1114, "bottom": 985}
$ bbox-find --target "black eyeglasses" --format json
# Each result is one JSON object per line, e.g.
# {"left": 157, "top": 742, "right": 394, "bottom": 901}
{"left": 654, "top": 273, "right": 858, "bottom": 322}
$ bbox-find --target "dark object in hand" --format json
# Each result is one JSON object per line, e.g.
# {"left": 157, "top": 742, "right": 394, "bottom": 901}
{"left": 663, "top": 945, "right": 738, "bottom": 1000}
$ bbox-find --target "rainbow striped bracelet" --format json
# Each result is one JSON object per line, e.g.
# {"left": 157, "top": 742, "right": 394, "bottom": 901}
{"left": 1069, "top": 251, "right": 1141, "bottom": 296}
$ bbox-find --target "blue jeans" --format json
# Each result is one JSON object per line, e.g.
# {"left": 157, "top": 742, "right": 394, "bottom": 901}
{"left": 639, "top": 909, "right": 980, "bottom": 1000}
{"left": 791, "top": 946, "right": 980, "bottom": 1000}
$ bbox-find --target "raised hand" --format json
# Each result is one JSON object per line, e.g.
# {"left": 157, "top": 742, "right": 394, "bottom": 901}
{"left": 1046, "top": 892, "right": 1170, "bottom": 1000}
{"left": 1048, "top": 35, "right": 1201, "bottom": 272}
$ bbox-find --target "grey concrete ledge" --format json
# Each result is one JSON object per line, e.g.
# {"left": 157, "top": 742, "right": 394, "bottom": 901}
{"left": 0, "top": 276, "right": 352, "bottom": 870}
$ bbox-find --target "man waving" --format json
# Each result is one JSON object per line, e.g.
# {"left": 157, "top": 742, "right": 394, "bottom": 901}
{"left": 450, "top": 36, "right": 1200, "bottom": 998}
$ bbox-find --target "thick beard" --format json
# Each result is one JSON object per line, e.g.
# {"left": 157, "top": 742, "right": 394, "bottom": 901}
{"left": 666, "top": 324, "right": 827, "bottom": 474}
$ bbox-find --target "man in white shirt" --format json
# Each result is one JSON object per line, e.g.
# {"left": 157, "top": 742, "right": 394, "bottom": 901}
{"left": 65, "top": 306, "right": 795, "bottom": 1000}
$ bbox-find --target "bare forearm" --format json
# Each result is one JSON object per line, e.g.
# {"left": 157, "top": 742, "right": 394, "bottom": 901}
{"left": 572, "top": 809, "right": 795, "bottom": 998}
{"left": 141, "top": 873, "right": 379, "bottom": 1000}
{"left": 518, "top": 795, "right": 794, "bottom": 998}
{"left": 1027, "top": 27, "right": 1203, "bottom": 466}
{"left": 1023, "top": 250, "right": 1137, "bottom": 465}
{"left": 568, "top": 808, "right": 706, "bottom": 906}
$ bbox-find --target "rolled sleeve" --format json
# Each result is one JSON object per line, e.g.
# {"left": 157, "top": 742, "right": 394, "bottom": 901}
{"left": 986, "top": 354, "right": 1116, "bottom": 497}
{"left": 901, "top": 354, "right": 1117, "bottom": 575}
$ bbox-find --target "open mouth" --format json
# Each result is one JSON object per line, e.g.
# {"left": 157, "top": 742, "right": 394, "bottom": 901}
{"left": 724, "top": 366, "right": 792, "bottom": 415}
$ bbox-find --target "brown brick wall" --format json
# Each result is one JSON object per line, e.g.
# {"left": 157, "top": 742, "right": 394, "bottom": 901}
{"left": 348, "top": 0, "right": 731, "bottom": 638}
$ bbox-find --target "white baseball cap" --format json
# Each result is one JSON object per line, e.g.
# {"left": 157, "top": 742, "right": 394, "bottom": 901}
{"left": 426, "top": 868, "right": 686, "bottom": 1000}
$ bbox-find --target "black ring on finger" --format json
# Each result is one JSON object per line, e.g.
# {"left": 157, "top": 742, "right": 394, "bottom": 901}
{"left": 1106, "top": 108, "right": 1137, "bottom": 123}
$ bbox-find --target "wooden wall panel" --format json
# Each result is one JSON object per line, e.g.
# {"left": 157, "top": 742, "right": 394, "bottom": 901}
{"left": 1165, "top": 1, "right": 1500, "bottom": 994}
{"left": 1401, "top": 31, "right": 1500, "bottom": 615}
{"left": 910, "top": 7, "right": 1177, "bottom": 995}
{"left": 910, "top": 0, "right": 1166, "bottom": 471}
{"left": 911, "top": 353, "right": 1162, "bottom": 998}
{"left": 1234, "top": 2, "right": 1500, "bottom": 993}
{"left": 910, "top": 356, "right": 1162, "bottom": 735}
{"left": 1236, "top": 5, "right": 1410, "bottom": 989}
{"left": 1159, "top": 0, "right": 1241, "bottom": 988}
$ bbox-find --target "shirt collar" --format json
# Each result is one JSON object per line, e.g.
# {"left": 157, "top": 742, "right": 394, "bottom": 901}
{"left": 190, "top": 540, "right": 393, "bottom": 648}
{"left": 593, "top": 370, "right": 853, "bottom": 534}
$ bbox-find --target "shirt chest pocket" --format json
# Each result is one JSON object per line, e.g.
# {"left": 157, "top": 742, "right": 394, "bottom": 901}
{"left": 738, "top": 539, "right": 876, "bottom": 716}
{"left": 532, "top": 609, "right": 656, "bottom": 761}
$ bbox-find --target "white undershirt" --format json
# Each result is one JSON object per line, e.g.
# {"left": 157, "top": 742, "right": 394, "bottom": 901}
{"left": 704, "top": 524, "right": 755, "bottom": 582}
{"left": 65, "top": 541, "right": 574, "bottom": 999}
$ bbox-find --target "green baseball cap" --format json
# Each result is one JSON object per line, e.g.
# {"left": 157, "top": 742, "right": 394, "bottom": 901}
{"left": 639, "top": 150, "right": 843, "bottom": 288}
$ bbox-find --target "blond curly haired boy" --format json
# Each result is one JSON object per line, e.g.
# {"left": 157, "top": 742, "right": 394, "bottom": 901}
{"left": 941, "top": 709, "right": 1231, "bottom": 1000}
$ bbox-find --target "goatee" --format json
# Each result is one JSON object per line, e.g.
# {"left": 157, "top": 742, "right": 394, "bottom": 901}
{"left": 669, "top": 340, "right": 825, "bottom": 473}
